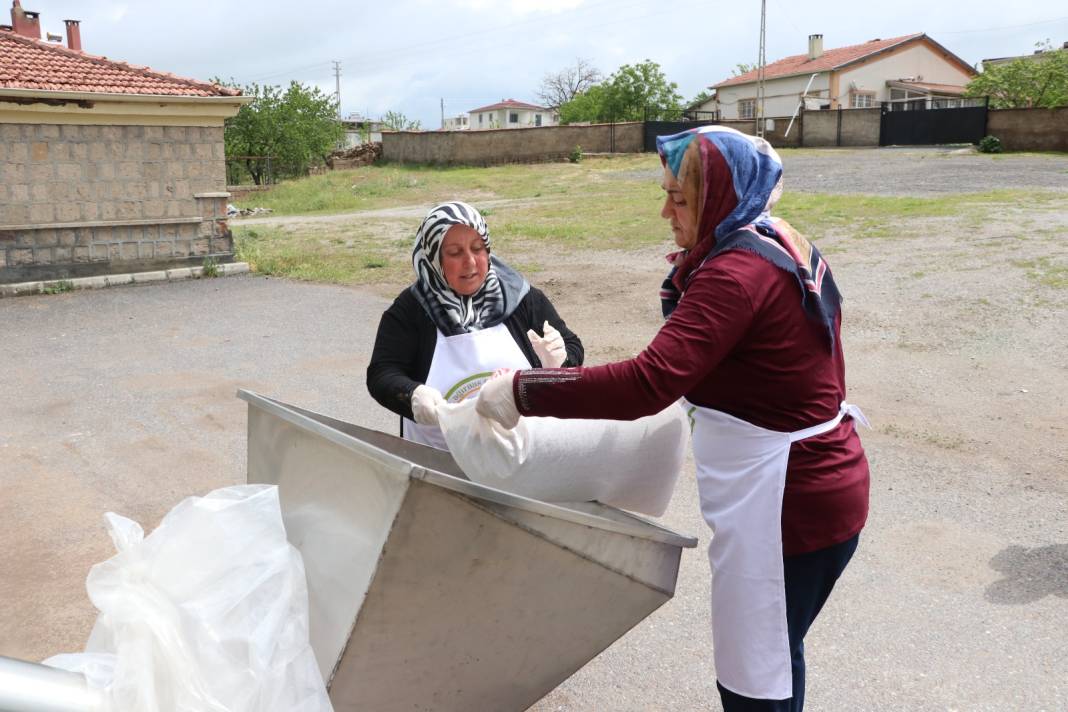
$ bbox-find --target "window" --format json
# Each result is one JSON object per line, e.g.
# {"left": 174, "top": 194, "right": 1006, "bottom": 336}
{"left": 534, "top": 114, "right": 542, "bottom": 126}
{"left": 509, "top": 112, "right": 519, "bottom": 124}
{"left": 850, "top": 91, "right": 874, "bottom": 108}
{"left": 738, "top": 99, "right": 756, "bottom": 120}
{"left": 479, "top": 114, "right": 483, "bottom": 125}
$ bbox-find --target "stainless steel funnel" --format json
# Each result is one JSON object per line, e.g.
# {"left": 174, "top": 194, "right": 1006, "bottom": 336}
{"left": 239, "top": 390, "right": 696, "bottom": 712}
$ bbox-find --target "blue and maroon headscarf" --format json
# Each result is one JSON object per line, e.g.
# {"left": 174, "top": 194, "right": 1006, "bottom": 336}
{"left": 655, "top": 126, "right": 842, "bottom": 350}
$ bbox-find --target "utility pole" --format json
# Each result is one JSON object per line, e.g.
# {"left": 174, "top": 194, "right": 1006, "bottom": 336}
{"left": 756, "top": 0, "right": 766, "bottom": 138}
{"left": 441, "top": 97, "right": 445, "bottom": 130}
{"left": 332, "top": 60, "right": 342, "bottom": 120}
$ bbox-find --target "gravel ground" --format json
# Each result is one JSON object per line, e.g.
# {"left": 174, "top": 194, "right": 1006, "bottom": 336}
{"left": 620, "top": 146, "right": 1068, "bottom": 196}
{"left": 2, "top": 148, "right": 1067, "bottom": 710}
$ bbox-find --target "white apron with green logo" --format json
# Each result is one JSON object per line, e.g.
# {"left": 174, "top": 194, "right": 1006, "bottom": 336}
{"left": 403, "top": 323, "right": 531, "bottom": 450}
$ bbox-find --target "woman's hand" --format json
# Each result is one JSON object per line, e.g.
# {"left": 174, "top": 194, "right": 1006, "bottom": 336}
{"left": 476, "top": 371, "right": 520, "bottom": 429}
{"left": 527, "top": 320, "right": 567, "bottom": 368}
{"left": 411, "top": 385, "right": 446, "bottom": 426}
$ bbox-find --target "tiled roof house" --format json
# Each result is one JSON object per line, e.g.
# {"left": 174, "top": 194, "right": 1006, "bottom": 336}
{"left": 699, "top": 33, "right": 976, "bottom": 121}
{"left": 0, "top": 0, "right": 249, "bottom": 284}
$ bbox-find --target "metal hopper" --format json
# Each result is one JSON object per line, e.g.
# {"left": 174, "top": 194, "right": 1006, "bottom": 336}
{"left": 239, "top": 390, "right": 697, "bottom": 712}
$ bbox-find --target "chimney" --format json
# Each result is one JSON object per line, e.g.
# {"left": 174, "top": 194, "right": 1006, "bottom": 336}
{"left": 11, "top": 0, "right": 41, "bottom": 40}
{"left": 808, "top": 33, "right": 824, "bottom": 60}
{"left": 63, "top": 18, "right": 81, "bottom": 51}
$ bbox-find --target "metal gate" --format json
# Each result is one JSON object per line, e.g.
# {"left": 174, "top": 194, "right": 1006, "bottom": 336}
{"left": 643, "top": 120, "right": 718, "bottom": 151}
{"left": 879, "top": 99, "right": 989, "bottom": 146}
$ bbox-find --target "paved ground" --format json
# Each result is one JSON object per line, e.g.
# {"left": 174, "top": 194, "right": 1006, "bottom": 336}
{"left": 3, "top": 148, "right": 1068, "bottom": 710}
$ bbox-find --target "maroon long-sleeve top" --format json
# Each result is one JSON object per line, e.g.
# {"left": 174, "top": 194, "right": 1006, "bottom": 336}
{"left": 514, "top": 249, "right": 869, "bottom": 556}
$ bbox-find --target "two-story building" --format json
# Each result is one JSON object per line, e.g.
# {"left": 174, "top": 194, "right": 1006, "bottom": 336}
{"left": 467, "top": 99, "right": 557, "bottom": 130}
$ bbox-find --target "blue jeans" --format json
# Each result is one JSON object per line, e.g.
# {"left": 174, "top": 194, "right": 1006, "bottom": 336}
{"left": 717, "top": 533, "right": 860, "bottom": 712}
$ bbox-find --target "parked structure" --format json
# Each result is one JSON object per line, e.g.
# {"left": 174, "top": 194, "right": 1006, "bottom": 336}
{"left": 468, "top": 99, "right": 557, "bottom": 130}
{"left": 341, "top": 113, "right": 384, "bottom": 145}
{"left": 698, "top": 33, "right": 977, "bottom": 120}
{"left": 0, "top": 0, "right": 248, "bottom": 283}
{"left": 443, "top": 114, "right": 469, "bottom": 131}
{"left": 982, "top": 40, "right": 1068, "bottom": 69}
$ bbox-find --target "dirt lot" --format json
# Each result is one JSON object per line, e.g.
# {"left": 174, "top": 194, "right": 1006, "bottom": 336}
{"left": 2, "top": 148, "right": 1066, "bottom": 710}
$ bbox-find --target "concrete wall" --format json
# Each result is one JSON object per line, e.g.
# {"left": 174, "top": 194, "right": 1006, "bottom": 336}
{"left": 800, "top": 108, "right": 881, "bottom": 147}
{"left": 0, "top": 123, "right": 232, "bottom": 283}
{"left": 382, "top": 122, "right": 644, "bottom": 165}
{"left": 714, "top": 118, "right": 803, "bottom": 148}
{"left": 987, "top": 107, "right": 1068, "bottom": 152}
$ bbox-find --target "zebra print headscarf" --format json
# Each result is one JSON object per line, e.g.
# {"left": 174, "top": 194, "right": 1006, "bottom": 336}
{"left": 410, "top": 201, "right": 529, "bottom": 336}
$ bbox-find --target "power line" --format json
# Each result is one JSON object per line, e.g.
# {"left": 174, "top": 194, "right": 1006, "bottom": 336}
{"left": 934, "top": 15, "right": 1068, "bottom": 35}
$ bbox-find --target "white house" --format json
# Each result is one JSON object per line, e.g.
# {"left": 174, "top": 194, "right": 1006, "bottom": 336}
{"left": 340, "top": 113, "right": 383, "bottom": 145}
{"left": 468, "top": 99, "right": 557, "bottom": 130}
{"left": 443, "top": 114, "right": 469, "bottom": 131}
{"left": 701, "top": 33, "right": 977, "bottom": 120}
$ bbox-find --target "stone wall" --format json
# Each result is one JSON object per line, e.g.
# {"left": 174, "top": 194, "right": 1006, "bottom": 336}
{"left": 987, "top": 107, "right": 1068, "bottom": 152}
{"left": 382, "top": 122, "right": 644, "bottom": 166}
{"left": 0, "top": 123, "right": 232, "bottom": 283}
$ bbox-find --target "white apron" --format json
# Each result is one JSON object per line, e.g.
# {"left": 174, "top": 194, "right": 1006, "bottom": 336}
{"left": 403, "top": 323, "right": 531, "bottom": 450}
{"left": 687, "top": 399, "right": 869, "bottom": 700}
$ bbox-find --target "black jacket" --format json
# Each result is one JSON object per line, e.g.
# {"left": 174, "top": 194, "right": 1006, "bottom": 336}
{"left": 367, "top": 286, "right": 584, "bottom": 421}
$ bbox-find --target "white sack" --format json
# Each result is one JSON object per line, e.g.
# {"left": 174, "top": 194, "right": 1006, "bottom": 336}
{"left": 438, "top": 399, "right": 688, "bottom": 516}
{"left": 44, "top": 484, "right": 332, "bottom": 712}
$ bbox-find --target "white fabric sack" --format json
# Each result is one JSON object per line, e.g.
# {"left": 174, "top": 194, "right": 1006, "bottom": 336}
{"left": 44, "top": 485, "right": 332, "bottom": 712}
{"left": 438, "top": 399, "right": 689, "bottom": 516}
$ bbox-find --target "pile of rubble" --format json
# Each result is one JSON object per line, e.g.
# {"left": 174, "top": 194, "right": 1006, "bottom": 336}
{"left": 326, "top": 142, "right": 382, "bottom": 170}
{"left": 226, "top": 205, "right": 274, "bottom": 218}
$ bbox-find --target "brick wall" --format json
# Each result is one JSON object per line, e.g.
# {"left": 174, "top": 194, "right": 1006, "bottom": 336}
{"left": 382, "top": 122, "right": 645, "bottom": 166}
{"left": 0, "top": 123, "right": 233, "bottom": 283}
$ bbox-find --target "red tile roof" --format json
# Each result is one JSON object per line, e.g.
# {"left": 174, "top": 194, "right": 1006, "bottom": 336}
{"left": 468, "top": 98, "right": 547, "bottom": 113}
{"left": 0, "top": 29, "right": 240, "bottom": 97}
{"left": 715, "top": 34, "right": 927, "bottom": 88}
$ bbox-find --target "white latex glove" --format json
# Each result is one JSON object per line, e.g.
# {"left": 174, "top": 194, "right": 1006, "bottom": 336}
{"left": 527, "top": 320, "right": 567, "bottom": 368}
{"left": 411, "top": 384, "right": 446, "bottom": 426}
{"left": 476, "top": 371, "right": 520, "bottom": 429}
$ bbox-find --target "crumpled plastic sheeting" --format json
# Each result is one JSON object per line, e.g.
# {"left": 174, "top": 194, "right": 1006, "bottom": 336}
{"left": 439, "top": 399, "right": 689, "bottom": 516}
{"left": 44, "top": 485, "right": 333, "bottom": 712}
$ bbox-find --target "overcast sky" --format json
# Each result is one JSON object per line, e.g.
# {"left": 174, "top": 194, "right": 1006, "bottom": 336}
{"left": 24, "top": 0, "right": 1068, "bottom": 127}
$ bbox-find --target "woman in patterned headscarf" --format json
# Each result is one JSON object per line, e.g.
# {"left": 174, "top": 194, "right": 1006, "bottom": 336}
{"left": 476, "top": 127, "right": 870, "bottom": 711}
{"left": 367, "top": 200, "right": 583, "bottom": 450}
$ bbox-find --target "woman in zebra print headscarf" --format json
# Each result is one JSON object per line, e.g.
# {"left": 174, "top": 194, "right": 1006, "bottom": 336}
{"left": 409, "top": 200, "right": 527, "bottom": 336}
{"left": 367, "top": 200, "right": 583, "bottom": 450}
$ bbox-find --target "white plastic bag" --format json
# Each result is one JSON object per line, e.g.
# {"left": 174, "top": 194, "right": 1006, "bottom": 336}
{"left": 438, "top": 399, "right": 688, "bottom": 516}
{"left": 44, "top": 485, "right": 332, "bottom": 712}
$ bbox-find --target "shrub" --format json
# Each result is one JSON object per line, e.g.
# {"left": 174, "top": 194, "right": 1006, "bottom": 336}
{"left": 978, "top": 135, "right": 1003, "bottom": 154}
{"left": 568, "top": 145, "right": 583, "bottom": 163}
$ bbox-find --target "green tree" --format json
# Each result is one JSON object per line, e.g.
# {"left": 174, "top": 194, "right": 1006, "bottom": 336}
{"left": 687, "top": 89, "right": 714, "bottom": 109}
{"left": 731, "top": 62, "right": 756, "bottom": 77}
{"left": 966, "top": 43, "right": 1068, "bottom": 109}
{"left": 381, "top": 111, "right": 422, "bottom": 131}
{"left": 221, "top": 80, "right": 342, "bottom": 184}
{"left": 558, "top": 60, "right": 683, "bottom": 123}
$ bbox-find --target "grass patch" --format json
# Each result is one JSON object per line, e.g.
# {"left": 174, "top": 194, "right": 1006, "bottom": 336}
{"left": 233, "top": 155, "right": 654, "bottom": 216}
{"left": 231, "top": 156, "right": 1064, "bottom": 288}
{"left": 1012, "top": 257, "right": 1068, "bottom": 289}
{"left": 777, "top": 189, "right": 1062, "bottom": 240}
{"left": 41, "top": 279, "right": 74, "bottom": 294}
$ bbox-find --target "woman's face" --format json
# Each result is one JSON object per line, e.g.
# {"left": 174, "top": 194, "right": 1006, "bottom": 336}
{"left": 440, "top": 225, "right": 489, "bottom": 296}
{"left": 660, "top": 167, "right": 698, "bottom": 250}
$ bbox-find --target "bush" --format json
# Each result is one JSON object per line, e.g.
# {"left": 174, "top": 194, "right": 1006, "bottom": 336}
{"left": 568, "top": 145, "right": 583, "bottom": 163}
{"left": 978, "top": 135, "right": 1003, "bottom": 154}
